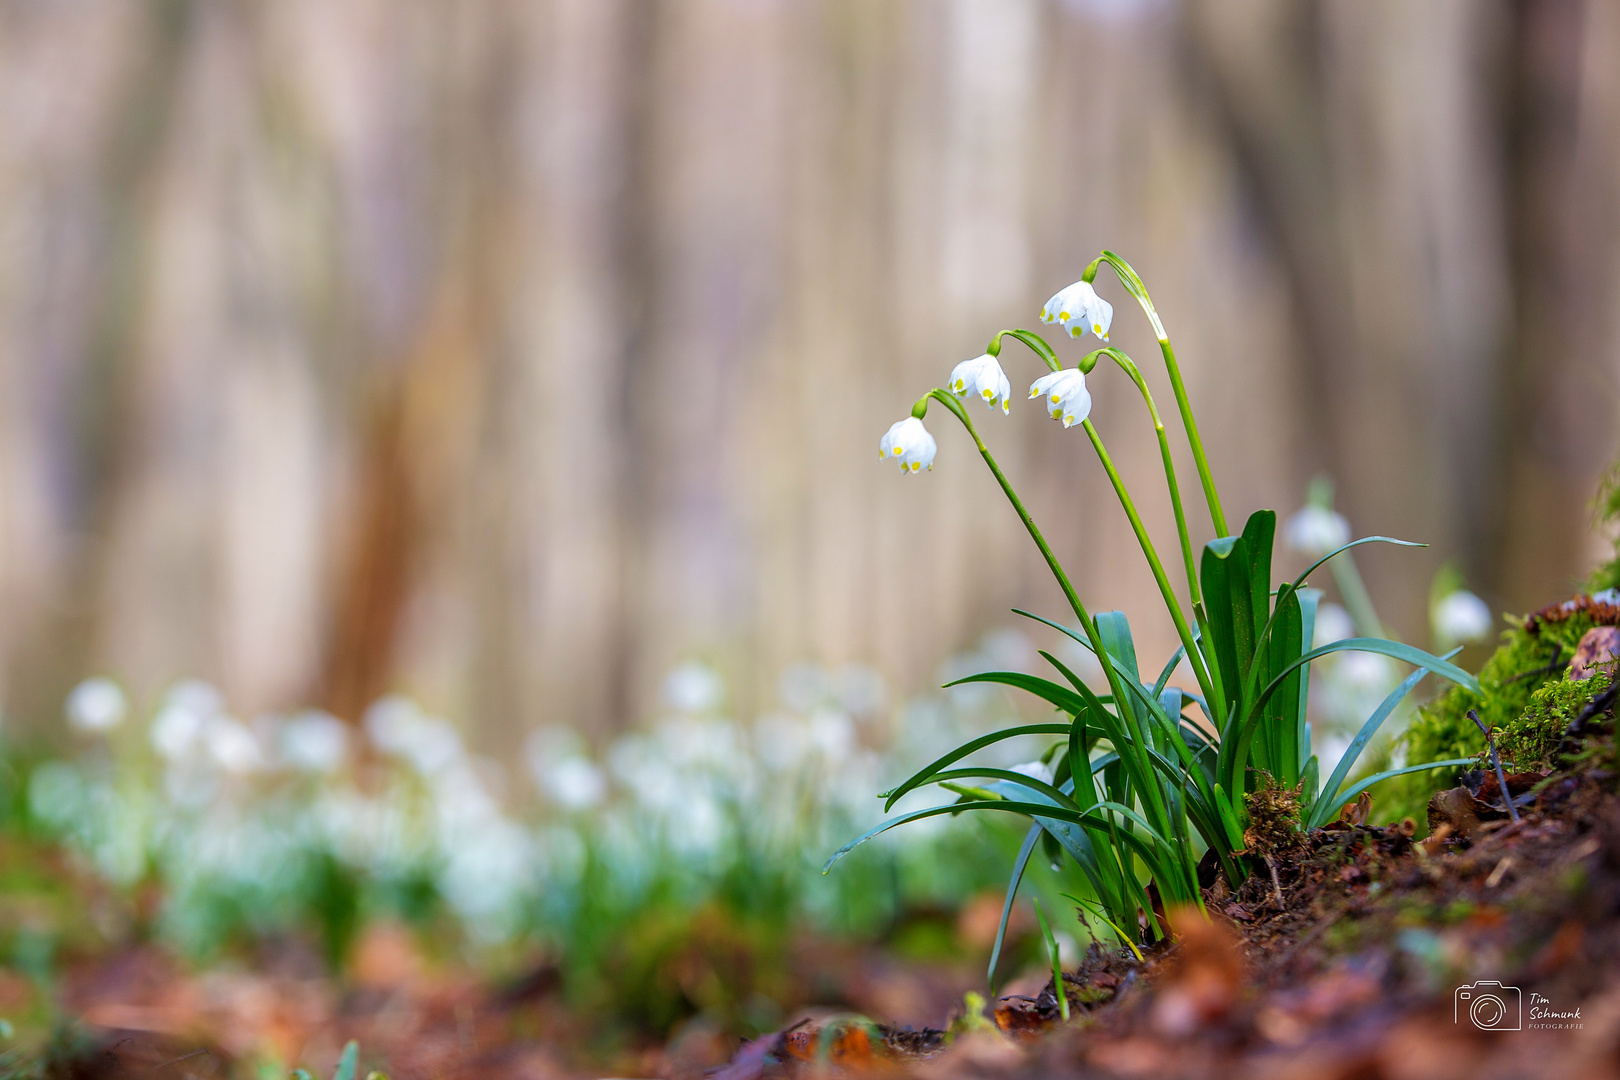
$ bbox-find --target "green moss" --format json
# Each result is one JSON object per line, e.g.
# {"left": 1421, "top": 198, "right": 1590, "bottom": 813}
{"left": 1383, "top": 612, "right": 1603, "bottom": 820}
{"left": 1498, "top": 668, "right": 1613, "bottom": 771}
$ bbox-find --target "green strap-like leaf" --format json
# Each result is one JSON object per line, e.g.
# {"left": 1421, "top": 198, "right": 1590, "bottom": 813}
{"left": 1249, "top": 638, "right": 1480, "bottom": 720}
{"left": 928, "top": 768, "right": 1081, "bottom": 812}
{"left": 1306, "top": 664, "right": 1433, "bottom": 829}
{"left": 942, "top": 670, "right": 1087, "bottom": 717}
{"left": 824, "top": 799, "right": 1176, "bottom": 879}
{"left": 989, "top": 824, "right": 1042, "bottom": 985}
{"left": 332, "top": 1042, "right": 359, "bottom": 1080}
{"left": 881, "top": 723, "right": 1073, "bottom": 812}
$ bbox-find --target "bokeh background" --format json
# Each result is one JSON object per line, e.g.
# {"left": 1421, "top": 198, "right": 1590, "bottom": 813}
{"left": 3, "top": 0, "right": 1618, "bottom": 758}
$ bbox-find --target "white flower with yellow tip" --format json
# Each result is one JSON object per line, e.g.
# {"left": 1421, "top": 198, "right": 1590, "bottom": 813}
{"left": 948, "top": 353, "right": 1012, "bottom": 414}
{"left": 1029, "top": 368, "right": 1092, "bottom": 428}
{"left": 878, "top": 417, "right": 937, "bottom": 473}
{"left": 1041, "top": 280, "right": 1112, "bottom": 341}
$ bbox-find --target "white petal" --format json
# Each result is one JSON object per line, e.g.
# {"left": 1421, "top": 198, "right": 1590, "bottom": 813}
{"left": 1434, "top": 591, "right": 1493, "bottom": 644}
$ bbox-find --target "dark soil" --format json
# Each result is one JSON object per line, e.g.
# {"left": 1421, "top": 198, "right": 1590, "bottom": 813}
{"left": 721, "top": 754, "right": 1620, "bottom": 1078}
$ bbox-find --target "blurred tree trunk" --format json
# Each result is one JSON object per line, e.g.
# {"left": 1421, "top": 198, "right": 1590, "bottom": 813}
{"left": 1492, "top": 0, "right": 1620, "bottom": 608}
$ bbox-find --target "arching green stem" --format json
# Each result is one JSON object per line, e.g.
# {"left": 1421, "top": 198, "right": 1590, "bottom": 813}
{"left": 1078, "top": 417, "right": 1217, "bottom": 720}
{"left": 987, "top": 328, "right": 1062, "bottom": 374}
{"left": 916, "top": 389, "right": 1173, "bottom": 834}
{"left": 1083, "top": 347, "right": 1199, "bottom": 609}
{"left": 1083, "top": 251, "right": 1228, "bottom": 539}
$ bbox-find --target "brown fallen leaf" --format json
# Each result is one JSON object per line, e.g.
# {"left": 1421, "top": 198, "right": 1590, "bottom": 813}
{"left": 1427, "top": 787, "right": 1483, "bottom": 841}
{"left": 1151, "top": 907, "right": 1244, "bottom": 1037}
{"left": 1339, "top": 791, "right": 1372, "bottom": 827}
{"left": 991, "top": 997, "right": 1048, "bottom": 1041}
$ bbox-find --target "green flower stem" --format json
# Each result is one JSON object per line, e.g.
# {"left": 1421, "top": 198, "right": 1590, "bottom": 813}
{"left": 987, "top": 328, "right": 1062, "bottom": 373}
{"left": 1084, "top": 251, "right": 1228, "bottom": 539}
{"left": 921, "top": 389, "right": 1173, "bottom": 835}
{"left": 1079, "top": 418, "right": 1217, "bottom": 717}
{"left": 982, "top": 333, "right": 1212, "bottom": 718}
{"left": 1085, "top": 347, "right": 1200, "bottom": 609}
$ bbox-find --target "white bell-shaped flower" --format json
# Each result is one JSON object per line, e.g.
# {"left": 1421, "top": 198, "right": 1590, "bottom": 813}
{"left": 1041, "top": 280, "right": 1113, "bottom": 341}
{"left": 1284, "top": 505, "right": 1351, "bottom": 558}
{"left": 948, "top": 353, "right": 1012, "bottom": 414}
{"left": 878, "top": 417, "right": 937, "bottom": 473}
{"left": 1433, "top": 590, "right": 1493, "bottom": 647}
{"left": 1029, "top": 369, "right": 1092, "bottom": 428}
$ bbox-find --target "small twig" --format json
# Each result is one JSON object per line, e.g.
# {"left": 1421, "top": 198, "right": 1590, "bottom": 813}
{"left": 1469, "top": 709, "right": 1520, "bottom": 824}
{"left": 1264, "top": 854, "right": 1284, "bottom": 909}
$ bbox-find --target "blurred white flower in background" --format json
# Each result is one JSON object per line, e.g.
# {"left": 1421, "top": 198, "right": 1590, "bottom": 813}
{"left": 779, "top": 662, "right": 828, "bottom": 713}
{"left": 807, "top": 708, "right": 855, "bottom": 763}
{"left": 366, "top": 695, "right": 463, "bottom": 776}
{"left": 541, "top": 757, "right": 606, "bottom": 812}
{"left": 205, "top": 717, "right": 263, "bottom": 774}
{"left": 1009, "top": 758, "right": 1055, "bottom": 785}
{"left": 832, "top": 664, "right": 886, "bottom": 716}
{"left": 664, "top": 660, "right": 725, "bottom": 714}
{"left": 752, "top": 713, "right": 808, "bottom": 774}
{"left": 150, "top": 680, "right": 224, "bottom": 759}
{"left": 1433, "top": 589, "right": 1493, "bottom": 649}
{"left": 525, "top": 726, "right": 606, "bottom": 810}
{"left": 65, "top": 677, "right": 127, "bottom": 735}
{"left": 277, "top": 710, "right": 349, "bottom": 774}
{"left": 33, "top": 647, "right": 1056, "bottom": 957}
{"left": 1312, "top": 603, "right": 1355, "bottom": 647}
{"left": 1285, "top": 505, "right": 1351, "bottom": 558}
{"left": 1312, "top": 650, "right": 1398, "bottom": 735}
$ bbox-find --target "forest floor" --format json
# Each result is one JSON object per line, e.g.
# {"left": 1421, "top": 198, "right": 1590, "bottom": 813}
{"left": 25, "top": 724, "right": 1620, "bottom": 1079}
{"left": 722, "top": 758, "right": 1620, "bottom": 1080}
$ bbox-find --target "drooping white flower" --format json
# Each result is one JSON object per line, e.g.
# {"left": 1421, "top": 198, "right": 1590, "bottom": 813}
{"left": 948, "top": 353, "right": 1012, "bottom": 414}
{"left": 1284, "top": 505, "right": 1351, "bottom": 558}
{"left": 1433, "top": 590, "right": 1493, "bottom": 647}
{"left": 878, "top": 417, "right": 937, "bottom": 473}
{"left": 1029, "top": 368, "right": 1092, "bottom": 428}
{"left": 65, "top": 677, "right": 127, "bottom": 735}
{"left": 1041, "top": 280, "right": 1113, "bottom": 341}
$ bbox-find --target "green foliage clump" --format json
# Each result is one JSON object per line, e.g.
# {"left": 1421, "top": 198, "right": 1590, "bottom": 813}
{"left": 1499, "top": 668, "right": 1613, "bottom": 771}
{"left": 1388, "top": 612, "right": 1603, "bottom": 818}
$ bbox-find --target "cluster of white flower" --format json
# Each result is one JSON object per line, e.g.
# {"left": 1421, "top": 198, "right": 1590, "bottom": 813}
{"left": 879, "top": 279, "right": 1109, "bottom": 472}
{"left": 33, "top": 648, "right": 1043, "bottom": 955}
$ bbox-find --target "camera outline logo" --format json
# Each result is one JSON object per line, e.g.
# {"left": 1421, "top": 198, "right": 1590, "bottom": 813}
{"left": 1455, "top": 981, "right": 1522, "bottom": 1031}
